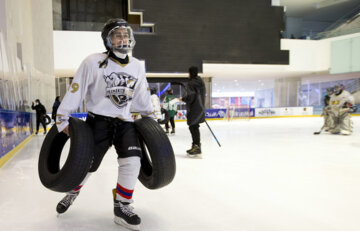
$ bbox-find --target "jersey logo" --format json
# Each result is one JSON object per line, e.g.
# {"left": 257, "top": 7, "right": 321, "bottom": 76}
{"left": 71, "top": 83, "right": 79, "bottom": 93}
{"left": 103, "top": 72, "right": 138, "bottom": 108}
{"left": 331, "top": 100, "right": 340, "bottom": 105}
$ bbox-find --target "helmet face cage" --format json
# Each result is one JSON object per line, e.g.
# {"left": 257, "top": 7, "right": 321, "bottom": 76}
{"left": 102, "top": 19, "right": 136, "bottom": 53}
{"left": 107, "top": 26, "right": 136, "bottom": 53}
{"left": 326, "top": 87, "right": 333, "bottom": 95}
{"left": 334, "top": 85, "right": 342, "bottom": 94}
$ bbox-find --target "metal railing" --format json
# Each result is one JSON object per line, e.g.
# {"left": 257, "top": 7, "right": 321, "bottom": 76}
{"left": 313, "top": 4, "right": 360, "bottom": 39}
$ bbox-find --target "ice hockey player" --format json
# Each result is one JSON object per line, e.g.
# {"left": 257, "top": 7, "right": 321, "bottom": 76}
{"left": 55, "top": 18, "right": 155, "bottom": 230}
{"left": 163, "top": 88, "right": 180, "bottom": 134}
{"left": 150, "top": 88, "right": 162, "bottom": 121}
{"left": 328, "top": 84, "right": 355, "bottom": 135}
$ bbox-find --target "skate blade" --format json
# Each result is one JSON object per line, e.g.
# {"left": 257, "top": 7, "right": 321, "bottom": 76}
{"left": 187, "top": 154, "right": 202, "bottom": 159}
{"left": 114, "top": 216, "right": 140, "bottom": 231}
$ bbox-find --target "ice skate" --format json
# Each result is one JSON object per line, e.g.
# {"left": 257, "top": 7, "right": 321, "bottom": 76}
{"left": 170, "top": 128, "right": 175, "bottom": 134}
{"left": 112, "top": 188, "right": 141, "bottom": 230}
{"left": 330, "top": 127, "right": 340, "bottom": 134}
{"left": 114, "top": 200, "right": 141, "bottom": 230}
{"left": 186, "top": 144, "right": 195, "bottom": 154}
{"left": 187, "top": 144, "right": 202, "bottom": 158}
{"left": 56, "top": 191, "right": 80, "bottom": 214}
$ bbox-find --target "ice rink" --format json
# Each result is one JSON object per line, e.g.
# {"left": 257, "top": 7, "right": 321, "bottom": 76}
{"left": 1, "top": 116, "right": 360, "bottom": 231}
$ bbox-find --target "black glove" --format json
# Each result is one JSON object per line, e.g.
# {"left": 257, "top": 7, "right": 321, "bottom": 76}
{"left": 350, "top": 105, "right": 358, "bottom": 113}
{"left": 343, "top": 101, "right": 354, "bottom": 108}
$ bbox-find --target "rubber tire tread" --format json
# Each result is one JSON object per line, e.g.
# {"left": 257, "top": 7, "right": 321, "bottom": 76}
{"left": 43, "top": 115, "right": 51, "bottom": 125}
{"left": 135, "top": 117, "right": 176, "bottom": 189}
{"left": 38, "top": 117, "right": 94, "bottom": 192}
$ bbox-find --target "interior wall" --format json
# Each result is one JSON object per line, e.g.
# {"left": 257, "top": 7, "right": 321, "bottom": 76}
{"left": 330, "top": 36, "right": 360, "bottom": 74}
{"left": 59, "top": 0, "right": 127, "bottom": 31}
{"left": 0, "top": 0, "right": 55, "bottom": 110}
{"left": 54, "top": 32, "right": 357, "bottom": 77}
{"left": 0, "top": 0, "right": 55, "bottom": 162}
{"left": 133, "top": 0, "right": 288, "bottom": 72}
{"left": 281, "top": 32, "right": 360, "bottom": 73}
{"left": 52, "top": 31, "right": 360, "bottom": 109}
{"left": 285, "top": 17, "right": 303, "bottom": 38}
{"left": 274, "top": 77, "right": 301, "bottom": 107}
{"left": 53, "top": 32, "right": 335, "bottom": 76}
{"left": 281, "top": 38, "right": 330, "bottom": 72}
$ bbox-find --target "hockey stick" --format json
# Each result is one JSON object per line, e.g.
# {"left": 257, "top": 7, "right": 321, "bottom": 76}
{"left": 313, "top": 125, "right": 324, "bottom": 135}
{"left": 205, "top": 120, "right": 221, "bottom": 147}
{"left": 314, "top": 107, "right": 330, "bottom": 135}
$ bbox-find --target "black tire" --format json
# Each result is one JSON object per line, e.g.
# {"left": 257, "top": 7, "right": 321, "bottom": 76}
{"left": 135, "top": 117, "right": 176, "bottom": 189}
{"left": 43, "top": 115, "right": 51, "bottom": 125}
{"left": 158, "top": 108, "right": 170, "bottom": 124}
{"left": 38, "top": 117, "right": 94, "bottom": 192}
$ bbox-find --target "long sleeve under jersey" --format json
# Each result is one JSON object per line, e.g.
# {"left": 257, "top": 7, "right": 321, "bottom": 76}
{"left": 56, "top": 53, "right": 154, "bottom": 132}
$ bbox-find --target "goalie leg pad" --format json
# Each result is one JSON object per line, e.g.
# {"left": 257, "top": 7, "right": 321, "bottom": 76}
{"left": 340, "top": 112, "right": 352, "bottom": 135}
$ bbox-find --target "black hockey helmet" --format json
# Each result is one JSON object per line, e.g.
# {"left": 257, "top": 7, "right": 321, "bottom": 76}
{"left": 334, "top": 84, "right": 342, "bottom": 95}
{"left": 188, "top": 66, "right": 198, "bottom": 78}
{"left": 150, "top": 88, "right": 157, "bottom": 95}
{"left": 101, "top": 18, "right": 136, "bottom": 53}
{"left": 167, "top": 88, "right": 173, "bottom": 94}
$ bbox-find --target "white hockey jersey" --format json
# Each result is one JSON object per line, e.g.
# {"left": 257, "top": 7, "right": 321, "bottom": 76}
{"left": 56, "top": 53, "right": 154, "bottom": 132}
{"left": 163, "top": 98, "right": 180, "bottom": 111}
{"left": 329, "top": 90, "right": 354, "bottom": 109}
{"left": 151, "top": 94, "right": 162, "bottom": 119}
